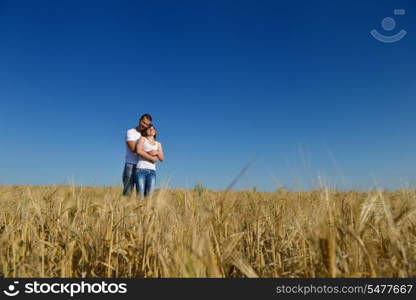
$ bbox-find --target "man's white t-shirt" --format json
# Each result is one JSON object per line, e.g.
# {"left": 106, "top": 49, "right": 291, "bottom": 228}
{"left": 125, "top": 128, "right": 141, "bottom": 164}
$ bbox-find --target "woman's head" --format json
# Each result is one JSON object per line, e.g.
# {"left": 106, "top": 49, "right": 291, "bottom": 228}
{"left": 141, "top": 124, "right": 157, "bottom": 139}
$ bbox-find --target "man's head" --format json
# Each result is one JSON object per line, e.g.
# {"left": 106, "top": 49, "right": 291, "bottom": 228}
{"left": 137, "top": 113, "right": 152, "bottom": 131}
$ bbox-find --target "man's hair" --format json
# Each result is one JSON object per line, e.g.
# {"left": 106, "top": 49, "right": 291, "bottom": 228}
{"left": 140, "top": 113, "right": 152, "bottom": 122}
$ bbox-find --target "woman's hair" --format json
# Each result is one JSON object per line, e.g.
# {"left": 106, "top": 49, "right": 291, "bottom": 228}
{"left": 141, "top": 124, "right": 157, "bottom": 139}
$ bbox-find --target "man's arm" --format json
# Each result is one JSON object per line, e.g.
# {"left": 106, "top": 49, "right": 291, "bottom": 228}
{"left": 126, "top": 129, "right": 139, "bottom": 153}
{"left": 126, "top": 140, "right": 136, "bottom": 153}
{"left": 136, "top": 138, "right": 158, "bottom": 163}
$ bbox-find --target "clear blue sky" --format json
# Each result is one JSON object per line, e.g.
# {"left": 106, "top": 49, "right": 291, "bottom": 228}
{"left": 1, "top": 0, "right": 415, "bottom": 191}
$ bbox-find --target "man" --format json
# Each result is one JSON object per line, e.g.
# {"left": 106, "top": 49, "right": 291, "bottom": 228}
{"left": 122, "top": 113, "right": 153, "bottom": 196}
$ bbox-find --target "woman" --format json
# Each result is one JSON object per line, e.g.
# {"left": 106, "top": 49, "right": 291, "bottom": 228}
{"left": 135, "top": 124, "right": 164, "bottom": 197}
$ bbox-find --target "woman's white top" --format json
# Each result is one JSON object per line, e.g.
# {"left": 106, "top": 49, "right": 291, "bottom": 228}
{"left": 137, "top": 137, "right": 159, "bottom": 170}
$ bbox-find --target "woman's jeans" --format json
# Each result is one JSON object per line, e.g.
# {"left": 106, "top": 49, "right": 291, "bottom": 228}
{"left": 135, "top": 168, "right": 156, "bottom": 197}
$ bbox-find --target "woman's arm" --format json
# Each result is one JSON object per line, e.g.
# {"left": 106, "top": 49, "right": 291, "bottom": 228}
{"left": 156, "top": 142, "right": 164, "bottom": 162}
{"left": 136, "top": 137, "right": 158, "bottom": 163}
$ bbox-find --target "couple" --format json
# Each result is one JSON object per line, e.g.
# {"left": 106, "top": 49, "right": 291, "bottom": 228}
{"left": 122, "top": 113, "right": 164, "bottom": 197}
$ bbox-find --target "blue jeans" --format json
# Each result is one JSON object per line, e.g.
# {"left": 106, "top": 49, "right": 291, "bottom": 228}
{"left": 135, "top": 168, "right": 156, "bottom": 197}
{"left": 122, "top": 163, "right": 136, "bottom": 196}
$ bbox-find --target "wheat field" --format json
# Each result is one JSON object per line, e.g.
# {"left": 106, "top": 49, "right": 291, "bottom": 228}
{"left": 0, "top": 185, "right": 415, "bottom": 278}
